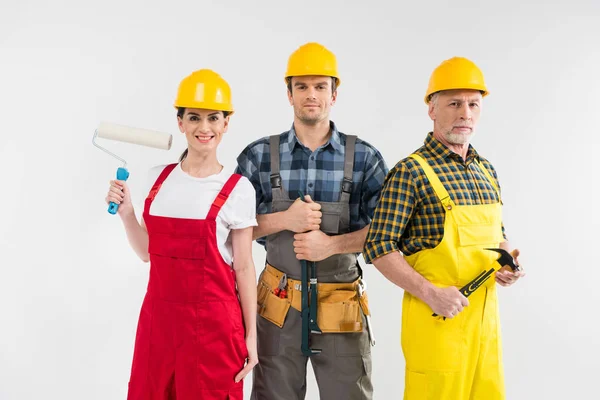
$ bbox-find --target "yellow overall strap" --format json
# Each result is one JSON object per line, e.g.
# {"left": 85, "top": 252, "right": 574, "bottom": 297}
{"left": 475, "top": 159, "right": 502, "bottom": 202}
{"left": 409, "top": 154, "right": 455, "bottom": 210}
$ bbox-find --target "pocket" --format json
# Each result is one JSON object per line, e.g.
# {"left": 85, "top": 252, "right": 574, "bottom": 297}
{"left": 227, "top": 301, "right": 248, "bottom": 361}
{"left": 362, "top": 355, "right": 372, "bottom": 375}
{"left": 403, "top": 296, "right": 463, "bottom": 372}
{"left": 334, "top": 327, "right": 370, "bottom": 356}
{"left": 148, "top": 233, "right": 206, "bottom": 259}
{"left": 320, "top": 212, "right": 341, "bottom": 234}
{"left": 256, "top": 280, "right": 270, "bottom": 306}
{"left": 404, "top": 370, "right": 428, "bottom": 399}
{"left": 317, "top": 289, "right": 362, "bottom": 333}
{"left": 226, "top": 387, "right": 244, "bottom": 400}
{"left": 457, "top": 223, "right": 503, "bottom": 247}
{"left": 257, "top": 312, "right": 281, "bottom": 356}
{"left": 257, "top": 281, "right": 291, "bottom": 328}
{"left": 405, "top": 368, "right": 460, "bottom": 399}
{"left": 197, "top": 301, "right": 247, "bottom": 391}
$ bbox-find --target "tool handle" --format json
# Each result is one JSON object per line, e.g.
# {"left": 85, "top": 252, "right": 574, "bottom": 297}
{"left": 300, "top": 259, "right": 322, "bottom": 355}
{"left": 108, "top": 167, "right": 130, "bottom": 215}
{"left": 298, "top": 193, "right": 323, "bottom": 353}
{"left": 309, "top": 265, "right": 322, "bottom": 334}
{"left": 458, "top": 268, "right": 495, "bottom": 297}
{"left": 432, "top": 268, "right": 495, "bottom": 319}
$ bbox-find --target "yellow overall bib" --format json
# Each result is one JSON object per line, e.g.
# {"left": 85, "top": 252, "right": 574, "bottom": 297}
{"left": 402, "top": 154, "right": 506, "bottom": 400}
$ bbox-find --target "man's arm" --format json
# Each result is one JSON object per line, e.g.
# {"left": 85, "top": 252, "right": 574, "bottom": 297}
{"left": 235, "top": 143, "right": 271, "bottom": 241}
{"left": 363, "top": 161, "right": 468, "bottom": 319}
{"left": 235, "top": 141, "right": 322, "bottom": 242}
{"left": 372, "top": 251, "right": 468, "bottom": 319}
{"left": 292, "top": 225, "right": 369, "bottom": 261}
{"left": 253, "top": 212, "right": 287, "bottom": 241}
{"left": 253, "top": 195, "right": 323, "bottom": 241}
{"left": 292, "top": 141, "right": 388, "bottom": 261}
{"left": 329, "top": 225, "right": 369, "bottom": 254}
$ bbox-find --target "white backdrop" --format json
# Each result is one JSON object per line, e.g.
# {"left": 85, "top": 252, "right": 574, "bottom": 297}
{"left": 1, "top": 0, "right": 599, "bottom": 399}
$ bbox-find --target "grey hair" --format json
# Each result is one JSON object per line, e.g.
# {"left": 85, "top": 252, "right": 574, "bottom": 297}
{"left": 429, "top": 92, "right": 440, "bottom": 108}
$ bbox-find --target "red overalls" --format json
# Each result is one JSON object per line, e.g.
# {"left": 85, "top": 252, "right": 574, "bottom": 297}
{"left": 127, "top": 164, "right": 248, "bottom": 400}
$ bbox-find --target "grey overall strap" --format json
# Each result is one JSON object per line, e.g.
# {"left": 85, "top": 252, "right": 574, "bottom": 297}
{"left": 269, "top": 135, "right": 288, "bottom": 202}
{"left": 340, "top": 135, "right": 357, "bottom": 204}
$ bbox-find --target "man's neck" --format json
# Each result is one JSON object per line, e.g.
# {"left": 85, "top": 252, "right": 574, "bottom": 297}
{"left": 433, "top": 131, "right": 470, "bottom": 162}
{"left": 293, "top": 119, "right": 332, "bottom": 152}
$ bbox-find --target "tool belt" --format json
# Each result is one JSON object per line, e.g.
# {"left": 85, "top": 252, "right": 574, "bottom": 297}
{"left": 257, "top": 263, "right": 371, "bottom": 332}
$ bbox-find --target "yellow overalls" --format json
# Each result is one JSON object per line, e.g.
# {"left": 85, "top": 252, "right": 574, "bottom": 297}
{"left": 402, "top": 154, "right": 506, "bottom": 400}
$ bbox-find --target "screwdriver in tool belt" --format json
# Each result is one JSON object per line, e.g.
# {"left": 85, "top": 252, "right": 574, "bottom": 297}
{"left": 273, "top": 273, "right": 288, "bottom": 298}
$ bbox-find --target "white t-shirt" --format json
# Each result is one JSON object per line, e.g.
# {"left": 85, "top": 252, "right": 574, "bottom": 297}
{"left": 141, "top": 163, "right": 257, "bottom": 265}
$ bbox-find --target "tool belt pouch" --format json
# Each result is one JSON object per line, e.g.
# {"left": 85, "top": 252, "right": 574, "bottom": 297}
{"left": 317, "top": 285, "right": 370, "bottom": 333}
{"left": 261, "top": 265, "right": 371, "bottom": 332}
{"left": 257, "top": 272, "right": 291, "bottom": 328}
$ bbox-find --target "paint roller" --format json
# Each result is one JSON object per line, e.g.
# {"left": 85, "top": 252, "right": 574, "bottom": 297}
{"left": 93, "top": 122, "right": 173, "bottom": 214}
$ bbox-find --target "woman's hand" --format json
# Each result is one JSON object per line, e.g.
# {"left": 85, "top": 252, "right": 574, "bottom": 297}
{"left": 105, "top": 180, "right": 133, "bottom": 217}
{"left": 235, "top": 335, "right": 258, "bottom": 383}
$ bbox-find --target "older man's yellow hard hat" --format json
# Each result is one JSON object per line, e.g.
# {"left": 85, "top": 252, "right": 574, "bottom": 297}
{"left": 425, "top": 57, "right": 488, "bottom": 104}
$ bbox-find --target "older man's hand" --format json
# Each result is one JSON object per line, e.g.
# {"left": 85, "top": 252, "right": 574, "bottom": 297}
{"left": 426, "top": 286, "right": 470, "bottom": 319}
{"left": 495, "top": 249, "right": 526, "bottom": 287}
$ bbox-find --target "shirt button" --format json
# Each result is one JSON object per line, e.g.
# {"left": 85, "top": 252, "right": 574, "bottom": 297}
{"left": 308, "top": 183, "right": 313, "bottom": 188}
{"left": 310, "top": 156, "right": 315, "bottom": 161}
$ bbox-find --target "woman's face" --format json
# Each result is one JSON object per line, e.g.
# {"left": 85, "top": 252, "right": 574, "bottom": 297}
{"left": 177, "top": 108, "right": 229, "bottom": 155}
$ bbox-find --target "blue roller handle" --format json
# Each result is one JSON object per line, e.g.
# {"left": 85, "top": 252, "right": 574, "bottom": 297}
{"left": 108, "top": 167, "right": 130, "bottom": 215}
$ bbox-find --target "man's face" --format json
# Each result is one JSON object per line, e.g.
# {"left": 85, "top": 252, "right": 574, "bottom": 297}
{"left": 429, "top": 89, "right": 483, "bottom": 145}
{"left": 287, "top": 76, "right": 337, "bottom": 125}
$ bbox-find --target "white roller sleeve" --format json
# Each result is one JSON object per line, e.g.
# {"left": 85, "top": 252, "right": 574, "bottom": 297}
{"left": 96, "top": 122, "right": 173, "bottom": 150}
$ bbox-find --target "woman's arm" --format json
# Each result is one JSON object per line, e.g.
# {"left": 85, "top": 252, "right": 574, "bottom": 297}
{"left": 106, "top": 179, "right": 149, "bottom": 262}
{"left": 231, "top": 226, "right": 258, "bottom": 382}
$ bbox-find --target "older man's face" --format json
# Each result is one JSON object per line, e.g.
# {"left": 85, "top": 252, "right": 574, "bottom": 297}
{"left": 429, "top": 89, "right": 483, "bottom": 145}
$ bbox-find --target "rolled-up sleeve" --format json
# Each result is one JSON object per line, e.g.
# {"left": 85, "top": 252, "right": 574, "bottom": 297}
{"left": 235, "top": 143, "right": 270, "bottom": 246}
{"left": 356, "top": 146, "right": 389, "bottom": 230}
{"left": 235, "top": 145, "right": 268, "bottom": 214}
{"left": 363, "top": 163, "right": 417, "bottom": 264}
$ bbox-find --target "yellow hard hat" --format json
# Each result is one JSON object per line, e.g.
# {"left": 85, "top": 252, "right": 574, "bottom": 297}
{"left": 424, "top": 57, "right": 488, "bottom": 104}
{"left": 174, "top": 69, "right": 234, "bottom": 113}
{"left": 285, "top": 42, "right": 341, "bottom": 87}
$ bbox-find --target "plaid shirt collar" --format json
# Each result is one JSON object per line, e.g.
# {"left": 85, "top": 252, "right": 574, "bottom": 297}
{"left": 285, "top": 121, "right": 344, "bottom": 155}
{"left": 424, "top": 132, "right": 480, "bottom": 164}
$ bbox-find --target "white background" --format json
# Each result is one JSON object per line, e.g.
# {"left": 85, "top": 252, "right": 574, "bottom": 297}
{"left": 1, "top": 0, "right": 599, "bottom": 399}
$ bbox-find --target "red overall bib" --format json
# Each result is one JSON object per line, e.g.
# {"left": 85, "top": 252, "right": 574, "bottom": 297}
{"left": 127, "top": 164, "right": 248, "bottom": 400}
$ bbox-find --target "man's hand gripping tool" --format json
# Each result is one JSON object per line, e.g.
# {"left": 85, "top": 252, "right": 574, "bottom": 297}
{"left": 432, "top": 248, "right": 520, "bottom": 319}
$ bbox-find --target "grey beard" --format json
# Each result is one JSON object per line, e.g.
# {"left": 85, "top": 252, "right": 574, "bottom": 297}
{"left": 445, "top": 130, "right": 475, "bottom": 145}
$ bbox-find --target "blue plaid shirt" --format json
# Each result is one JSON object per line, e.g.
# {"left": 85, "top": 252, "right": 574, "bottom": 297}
{"left": 235, "top": 122, "right": 389, "bottom": 246}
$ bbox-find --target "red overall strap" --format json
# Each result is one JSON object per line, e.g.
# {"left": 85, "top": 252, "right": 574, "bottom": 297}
{"left": 206, "top": 173, "right": 242, "bottom": 221}
{"left": 144, "top": 163, "right": 178, "bottom": 210}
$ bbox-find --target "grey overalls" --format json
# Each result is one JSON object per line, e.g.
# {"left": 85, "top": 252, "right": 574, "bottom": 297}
{"left": 251, "top": 134, "right": 373, "bottom": 400}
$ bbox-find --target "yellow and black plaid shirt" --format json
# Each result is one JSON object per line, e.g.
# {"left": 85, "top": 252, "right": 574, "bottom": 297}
{"left": 363, "top": 132, "right": 507, "bottom": 263}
